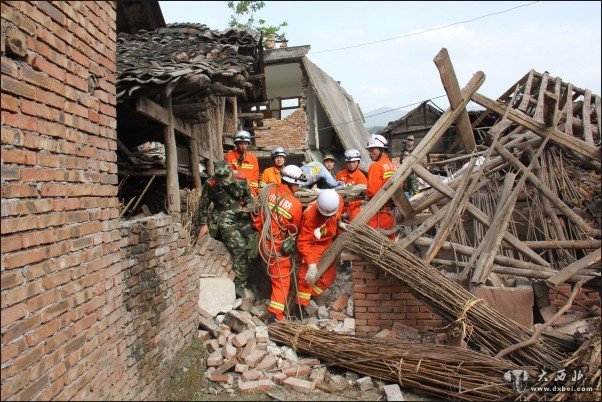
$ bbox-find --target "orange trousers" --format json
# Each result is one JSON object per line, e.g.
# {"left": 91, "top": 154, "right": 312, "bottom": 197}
{"left": 367, "top": 207, "right": 396, "bottom": 240}
{"left": 261, "top": 242, "right": 291, "bottom": 321}
{"left": 296, "top": 258, "right": 337, "bottom": 307}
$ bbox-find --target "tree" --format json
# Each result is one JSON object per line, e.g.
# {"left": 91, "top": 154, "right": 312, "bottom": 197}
{"left": 227, "top": 1, "right": 288, "bottom": 47}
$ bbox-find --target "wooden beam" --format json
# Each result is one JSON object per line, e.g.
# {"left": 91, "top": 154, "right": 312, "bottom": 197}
{"left": 316, "top": 69, "right": 486, "bottom": 276}
{"left": 172, "top": 103, "right": 209, "bottom": 114}
{"left": 163, "top": 95, "right": 181, "bottom": 221}
{"left": 518, "top": 69, "right": 535, "bottom": 112}
{"left": 502, "top": 239, "right": 601, "bottom": 250}
{"left": 136, "top": 96, "right": 192, "bottom": 137}
{"left": 240, "top": 100, "right": 269, "bottom": 107}
{"left": 414, "top": 237, "right": 549, "bottom": 271}
{"left": 244, "top": 126, "right": 271, "bottom": 131}
{"left": 433, "top": 48, "right": 476, "bottom": 152}
{"left": 492, "top": 142, "right": 597, "bottom": 236}
{"left": 595, "top": 95, "right": 601, "bottom": 142}
{"left": 471, "top": 92, "right": 601, "bottom": 162}
{"left": 546, "top": 248, "right": 601, "bottom": 287}
{"left": 208, "top": 83, "right": 244, "bottom": 97}
{"left": 238, "top": 112, "right": 265, "bottom": 120}
{"left": 412, "top": 164, "right": 550, "bottom": 267}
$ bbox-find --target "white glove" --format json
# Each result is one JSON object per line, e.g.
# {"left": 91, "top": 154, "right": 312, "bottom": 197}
{"left": 314, "top": 227, "right": 322, "bottom": 240}
{"left": 305, "top": 263, "right": 318, "bottom": 284}
{"left": 338, "top": 221, "right": 348, "bottom": 231}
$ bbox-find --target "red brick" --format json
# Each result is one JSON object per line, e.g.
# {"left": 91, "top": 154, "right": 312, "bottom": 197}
{"left": 1, "top": 303, "right": 28, "bottom": 327}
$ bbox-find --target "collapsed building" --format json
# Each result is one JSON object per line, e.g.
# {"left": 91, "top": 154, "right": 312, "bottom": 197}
{"left": 1, "top": 1, "right": 600, "bottom": 401}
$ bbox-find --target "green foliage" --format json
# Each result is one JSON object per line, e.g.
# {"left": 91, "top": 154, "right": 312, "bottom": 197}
{"left": 227, "top": 1, "right": 288, "bottom": 47}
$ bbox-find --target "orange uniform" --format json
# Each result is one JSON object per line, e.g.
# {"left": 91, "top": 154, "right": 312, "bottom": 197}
{"left": 296, "top": 194, "right": 344, "bottom": 307}
{"left": 253, "top": 184, "right": 302, "bottom": 320}
{"left": 336, "top": 167, "right": 367, "bottom": 221}
{"left": 260, "top": 166, "right": 282, "bottom": 187}
{"left": 225, "top": 150, "right": 260, "bottom": 196}
{"left": 366, "top": 155, "right": 396, "bottom": 237}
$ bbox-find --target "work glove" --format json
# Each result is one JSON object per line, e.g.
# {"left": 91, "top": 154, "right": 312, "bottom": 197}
{"left": 314, "top": 227, "right": 322, "bottom": 240}
{"left": 305, "top": 263, "right": 318, "bottom": 284}
{"left": 338, "top": 221, "right": 348, "bottom": 231}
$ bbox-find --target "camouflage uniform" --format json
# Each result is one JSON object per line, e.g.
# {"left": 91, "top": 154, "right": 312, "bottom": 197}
{"left": 197, "top": 161, "right": 256, "bottom": 295}
{"left": 404, "top": 173, "right": 419, "bottom": 197}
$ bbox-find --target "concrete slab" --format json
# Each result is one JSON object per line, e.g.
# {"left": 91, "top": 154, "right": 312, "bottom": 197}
{"left": 199, "top": 277, "right": 236, "bottom": 317}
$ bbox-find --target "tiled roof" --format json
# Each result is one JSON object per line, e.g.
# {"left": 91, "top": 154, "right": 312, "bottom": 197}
{"left": 117, "top": 23, "right": 261, "bottom": 101}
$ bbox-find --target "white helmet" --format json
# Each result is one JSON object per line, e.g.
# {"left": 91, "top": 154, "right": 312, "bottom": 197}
{"left": 366, "top": 134, "right": 388, "bottom": 149}
{"left": 270, "top": 147, "right": 287, "bottom": 159}
{"left": 234, "top": 130, "right": 252, "bottom": 143}
{"left": 281, "top": 165, "right": 306, "bottom": 184}
{"left": 344, "top": 149, "right": 361, "bottom": 162}
{"left": 316, "top": 189, "right": 340, "bottom": 217}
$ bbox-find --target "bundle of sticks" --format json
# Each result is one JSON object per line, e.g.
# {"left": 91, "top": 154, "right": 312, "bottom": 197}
{"left": 345, "top": 222, "right": 568, "bottom": 369}
{"left": 269, "top": 321, "right": 520, "bottom": 401}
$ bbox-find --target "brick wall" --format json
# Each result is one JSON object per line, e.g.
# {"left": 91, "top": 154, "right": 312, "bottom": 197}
{"left": 255, "top": 109, "right": 308, "bottom": 151}
{"left": 345, "top": 254, "right": 445, "bottom": 337}
{"left": 116, "top": 214, "right": 202, "bottom": 400}
{"left": 549, "top": 284, "right": 600, "bottom": 313}
{"left": 1, "top": 2, "right": 208, "bottom": 400}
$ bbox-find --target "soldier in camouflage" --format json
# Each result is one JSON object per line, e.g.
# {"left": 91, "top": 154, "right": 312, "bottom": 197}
{"left": 196, "top": 160, "right": 256, "bottom": 296}
{"left": 400, "top": 149, "right": 419, "bottom": 197}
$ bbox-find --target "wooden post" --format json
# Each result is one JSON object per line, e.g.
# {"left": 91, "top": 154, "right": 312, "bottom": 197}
{"left": 215, "top": 97, "right": 224, "bottom": 158}
{"left": 232, "top": 97, "right": 238, "bottom": 130}
{"left": 433, "top": 48, "right": 476, "bottom": 152}
{"left": 316, "top": 69, "right": 486, "bottom": 276}
{"left": 582, "top": 90, "right": 593, "bottom": 145}
{"left": 189, "top": 124, "right": 202, "bottom": 189}
{"left": 163, "top": 95, "right": 181, "bottom": 221}
{"left": 518, "top": 70, "right": 535, "bottom": 112}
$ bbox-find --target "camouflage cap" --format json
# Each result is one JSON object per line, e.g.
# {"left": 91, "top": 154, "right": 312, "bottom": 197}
{"left": 323, "top": 153, "right": 335, "bottom": 162}
{"left": 214, "top": 160, "right": 232, "bottom": 178}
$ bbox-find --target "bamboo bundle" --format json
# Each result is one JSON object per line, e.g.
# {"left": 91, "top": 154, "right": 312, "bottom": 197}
{"left": 345, "top": 223, "right": 568, "bottom": 369}
{"left": 269, "top": 321, "right": 520, "bottom": 401}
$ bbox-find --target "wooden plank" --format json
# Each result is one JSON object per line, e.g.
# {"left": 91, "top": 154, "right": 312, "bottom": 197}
{"left": 546, "top": 248, "right": 601, "bottom": 287}
{"left": 244, "top": 126, "right": 271, "bottom": 131}
{"left": 215, "top": 98, "right": 224, "bottom": 158}
{"left": 471, "top": 92, "right": 601, "bottom": 162}
{"left": 582, "top": 90, "right": 594, "bottom": 145}
{"left": 564, "top": 83, "right": 574, "bottom": 136}
{"left": 316, "top": 70, "right": 486, "bottom": 276}
{"left": 533, "top": 73, "right": 549, "bottom": 122}
{"left": 433, "top": 48, "right": 476, "bottom": 152}
{"left": 238, "top": 112, "right": 264, "bottom": 120}
{"left": 208, "top": 83, "right": 244, "bottom": 97}
{"left": 163, "top": 95, "right": 181, "bottom": 221}
{"left": 502, "top": 240, "right": 600, "bottom": 250}
{"left": 173, "top": 102, "right": 208, "bottom": 114}
{"left": 397, "top": 203, "right": 450, "bottom": 250}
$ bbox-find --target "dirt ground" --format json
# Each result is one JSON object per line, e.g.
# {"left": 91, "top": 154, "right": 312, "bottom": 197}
{"left": 158, "top": 337, "right": 437, "bottom": 401}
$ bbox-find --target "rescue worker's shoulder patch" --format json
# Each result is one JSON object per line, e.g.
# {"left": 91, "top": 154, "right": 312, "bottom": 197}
{"left": 233, "top": 171, "right": 246, "bottom": 180}
{"left": 208, "top": 178, "right": 218, "bottom": 187}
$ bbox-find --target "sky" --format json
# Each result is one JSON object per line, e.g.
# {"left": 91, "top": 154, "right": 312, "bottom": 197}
{"left": 159, "top": 1, "right": 602, "bottom": 122}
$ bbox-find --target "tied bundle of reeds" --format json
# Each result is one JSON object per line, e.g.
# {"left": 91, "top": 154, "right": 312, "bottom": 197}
{"left": 345, "top": 223, "right": 567, "bottom": 369}
{"left": 268, "top": 321, "right": 520, "bottom": 401}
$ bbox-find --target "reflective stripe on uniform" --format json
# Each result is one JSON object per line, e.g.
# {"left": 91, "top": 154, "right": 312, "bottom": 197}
{"left": 269, "top": 300, "right": 285, "bottom": 311}
{"left": 312, "top": 285, "right": 324, "bottom": 295}
{"left": 268, "top": 202, "right": 293, "bottom": 219}
{"left": 297, "top": 291, "right": 311, "bottom": 300}
{"left": 240, "top": 163, "right": 255, "bottom": 169}
{"left": 383, "top": 171, "right": 394, "bottom": 179}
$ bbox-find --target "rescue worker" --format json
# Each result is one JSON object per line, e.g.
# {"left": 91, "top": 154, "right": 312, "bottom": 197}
{"left": 295, "top": 189, "right": 344, "bottom": 309}
{"left": 322, "top": 153, "right": 336, "bottom": 178}
{"left": 336, "top": 148, "right": 367, "bottom": 221}
{"left": 197, "top": 160, "right": 256, "bottom": 297}
{"left": 225, "top": 130, "right": 260, "bottom": 196}
{"left": 299, "top": 161, "right": 344, "bottom": 190}
{"left": 365, "top": 134, "right": 397, "bottom": 239}
{"left": 400, "top": 149, "right": 419, "bottom": 198}
{"left": 253, "top": 165, "right": 304, "bottom": 323}
{"left": 260, "top": 147, "right": 287, "bottom": 186}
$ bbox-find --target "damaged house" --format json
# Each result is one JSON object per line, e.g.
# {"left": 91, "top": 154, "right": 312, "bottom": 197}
{"left": 2, "top": 0, "right": 600, "bottom": 400}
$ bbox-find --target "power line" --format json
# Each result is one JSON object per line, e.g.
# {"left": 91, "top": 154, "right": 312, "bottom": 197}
{"left": 317, "top": 94, "right": 449, "bottom": 132}
{"left": 309, "top": 1, "right": 540, "bottom": 55}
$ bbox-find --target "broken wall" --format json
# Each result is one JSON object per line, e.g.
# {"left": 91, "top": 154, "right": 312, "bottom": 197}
{"left": 1, "top": 2, "right": 207, "bottom": 400}
{"left": 255, "top": 109, "right": 308, "bottom": 151}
